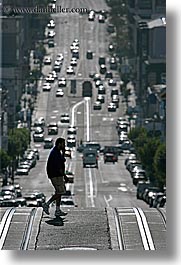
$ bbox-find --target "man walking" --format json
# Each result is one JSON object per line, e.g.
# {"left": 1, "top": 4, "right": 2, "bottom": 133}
{"left": 42, "top": 137, "right": 69, "bottom": 217}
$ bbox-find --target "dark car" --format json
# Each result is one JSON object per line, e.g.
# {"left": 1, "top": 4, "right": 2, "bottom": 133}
{"left": 104, "top": 152, "right": 118, "bottom": 164}
{"left": 86, "top": 50, "right": 93, "bottom": 59}
{"left": 48, "top": 39, "right": 54, "bottom": 48}
{"left": 93, "top": 101, "right": 102, "bottom": 110}
{"left": 98, "top": 85, "right": 106, "bottom": 95}
{"left": 136, "top": 181, "right": 151, "bottom": 200}
{"left": 105, "top": 71, "right": 113, "bottom": 79}
{"left": 132, "top": 172, "right": 147, "bottom": 186}
{"left": 97, "top": 95, "right": 105, "bottom": 104}
{"left": 100, "top": 64, "right": 107, "bottom": 74}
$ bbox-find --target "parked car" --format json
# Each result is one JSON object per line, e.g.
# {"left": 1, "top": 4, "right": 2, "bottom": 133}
{"left": 142, "top": 187, "right": 162, "bottom": 204}
{"left": 33, "top": 127, "right": 44, "bottom": 142}
{"left": 60, "top": 195, "right": 77, "bottom": 207}
{"left": 132, "top": 172, "right": 147, "bottom": 186}
{"left": 43, "top": 56, "right": 51, "bottom": 65}
{"left": 34, "top": 117, "right": 45, "bottom": 128}
{"left": 136, "top": 181, "right": 151, "bottom": 200}
{"left": 42, "top": 82, "right": 51, "bottom": 92}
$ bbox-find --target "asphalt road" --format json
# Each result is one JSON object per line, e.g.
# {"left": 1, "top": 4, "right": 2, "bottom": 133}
{"left": 15, "top": 0, "right": 150, "bottom": 210}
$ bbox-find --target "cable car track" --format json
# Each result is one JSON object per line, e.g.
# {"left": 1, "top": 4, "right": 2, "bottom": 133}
{"left": 0, "top": 207, "right": 39, "bottom": 250}
{"left": 0, "top": 207, "right": 166, "bottom": 250}
{"left": 113, "top": 207, "right": 166, "bottom": 250}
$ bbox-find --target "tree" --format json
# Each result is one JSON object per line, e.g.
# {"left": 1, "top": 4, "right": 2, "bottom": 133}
{"left": 8, "top": 128, "right": 30, "bottom": 159}
{"left": 0, "top": 149, "right": 11, "bottom": 172}
{"left": 138, "top": 138, "right": 161, "bottom": 183}
{"left": 153, "top": 143, "right": 166, "bottom": 189}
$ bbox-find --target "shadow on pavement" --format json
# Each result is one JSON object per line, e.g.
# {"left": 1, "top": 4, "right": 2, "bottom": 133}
{"left": 45, "top": 217, "right": 66, "bottom": 226}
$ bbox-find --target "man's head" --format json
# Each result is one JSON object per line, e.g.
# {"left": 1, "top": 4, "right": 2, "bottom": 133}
{"left": 55, "top": 137, "right": 65, "bottom": 151}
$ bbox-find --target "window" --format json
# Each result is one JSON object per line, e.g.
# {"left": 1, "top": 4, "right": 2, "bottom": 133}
{"left": 156, "top": 0, "right": 165, "bottom": 7}
{"left": 137, "top": 0, "right": 152, "bottom": 9}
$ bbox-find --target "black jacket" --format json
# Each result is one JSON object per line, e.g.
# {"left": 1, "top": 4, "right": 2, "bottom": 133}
{"left": 46, "top": 146, "right": 66, "bottom": 179}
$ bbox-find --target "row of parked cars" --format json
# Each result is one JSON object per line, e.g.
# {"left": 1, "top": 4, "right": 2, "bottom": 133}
{"left": 16, "top": 149, "right": 39, "bottom": 176}
{"left": 124, "top": 141, "right": 166, "bottom": 208}
{"left": 0, "top": 183, "right": 46, "bottom": 207}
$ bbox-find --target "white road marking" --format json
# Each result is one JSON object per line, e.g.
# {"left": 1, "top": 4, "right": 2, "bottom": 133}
{"left": 104, "top": 195, "right": 112, "bottom": 207}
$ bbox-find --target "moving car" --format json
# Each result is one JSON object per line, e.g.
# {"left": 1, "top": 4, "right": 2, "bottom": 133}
{"left": 42, "top": 83, "right": 51, "bottom": 92}
{"left": 60, "top": 113, "right": 70, "bottom": 123}
{"left": 93, "top": 101, "right": 102, "bottom": 110}
{"left": 82, "top": 148, "right": 99, "bottom": 168}
{"left": 104, "top": 152, "right": 118, "bottom": 164}
{"left": 70, "top": 58, "right": 77, "bottom": 67}
{"left": 108, "top": 102, "right": 116, "bottom": 112}
{"left": 58, "top": 78, "right": 66, "bottom": 87}
{"left": 67, "top": 135, "right": 76, "bottom": 148}
{"left": 66, "top": 66, "right": 75, "bottom": 75}
{"left": 67, "top": 126, "right": 77, "bottom": 135}
{"left": 86, "top": 50, "right": 93, "bottom": 59}
{"left": 47, "top": 122, "right": 58, "bottom": 135}
{"left": 56, "top": 89, "right": 64, "bottom": 97}
{"left": 44, "top": 138, "right": 53, "bottom": 149}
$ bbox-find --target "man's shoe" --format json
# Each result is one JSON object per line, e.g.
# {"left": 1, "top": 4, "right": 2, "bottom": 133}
{"left": 42, "top": 203, "right": 50, "bottom": 215}
{"left": 55, "top": 209, "right": 67, "bottom": 217}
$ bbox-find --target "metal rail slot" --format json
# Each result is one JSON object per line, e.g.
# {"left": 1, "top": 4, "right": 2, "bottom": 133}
{"left": 157, "top": 208, "right": 166, "bottom": 229}
{"left": 20, "top": 208, "right": 36, "bottom": 250}
{"left": 0, "top": 208, "right": 16, "bottom": 250}
{"left": 113, "top": 208, "right": 125, "bottom": 250}
{"left": 133, "top": 207, "right": 155, "bottom": 250}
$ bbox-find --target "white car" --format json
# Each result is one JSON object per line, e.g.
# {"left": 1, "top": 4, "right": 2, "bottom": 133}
{"left": 60, "top": 113, "right": 70, "bottom": 123}
{"left": 70, "top": 58, "right": 77, "bottom": 67}
{"left": 47, "top": 19, "right": 55, "bottom": 29}
{"left": 45, "top": 74, "right": 54, "bottom": 83}
{"left": 58, "top": 78, "right": 66, "bottom": 87}
{"left": 43, "top": 57, "right": 51, "bottom": 65}
{"left": 108, "top": 102, "right": 117, "bottom": 112}
{"left": 56, "top": 53, "right": 64, "bottom": 62}
{"left": 56, "top": 89, "right": 64, "bottom": 97}
{"left": 42, "top": 83, "right": 51, "bottom": 91}
{"left": 67, "top": 126, "right": 77, "bottom": 135}
{"left": 48, "top": 30, "right": 55, "bottom": 38}
{"left": 66, "top": 66, "right": 75, "bottom": 75}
